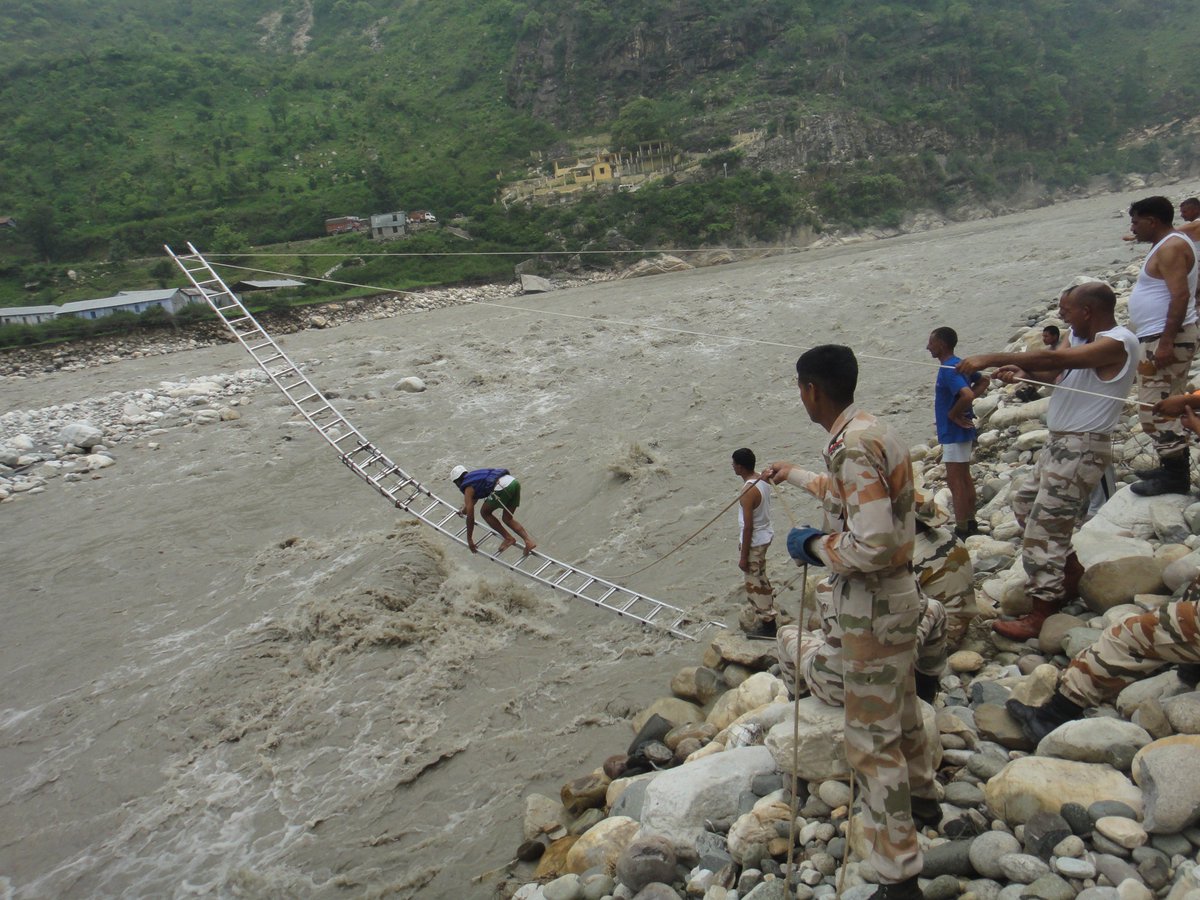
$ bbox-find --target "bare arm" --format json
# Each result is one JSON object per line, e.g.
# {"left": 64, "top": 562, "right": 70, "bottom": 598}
{"left": 1151, "top": 238, "right": 1196, "bottom": 366}
{"left": 738, "top": 486, "right": 758, "bottom": 572}
{"left": 958, "top": 337, "right": 1127, "bottom": 381}
{"left": 947, "top": 385, "right": 976, "bottom": 430}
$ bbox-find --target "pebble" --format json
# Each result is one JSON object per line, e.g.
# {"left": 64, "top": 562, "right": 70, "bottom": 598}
{"left": 1054, "top": 856, "right": 1097, "bottom": 879}
{"left": 1095, "top": 816, "right": 1148, "bottom": 850}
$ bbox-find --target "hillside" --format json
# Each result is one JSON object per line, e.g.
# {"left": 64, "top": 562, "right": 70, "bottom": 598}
{"left": 2, "top": 0, "right": 1199, "bottom": 306}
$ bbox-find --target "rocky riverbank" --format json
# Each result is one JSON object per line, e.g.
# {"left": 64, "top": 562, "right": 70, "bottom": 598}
{"left": 499, "top": 259, "right": 1200, "bottom": 900}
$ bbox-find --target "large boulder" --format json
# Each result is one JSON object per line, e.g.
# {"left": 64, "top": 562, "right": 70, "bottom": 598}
{"left": 1077, "top": 557, "right": 1166, "bottom": 613}
{"left": 638, "top": 746, "right": 777, "bottom": 851}
{"left": 1131, "top": 736, "right": 1200, "bottom": 833}
{"left": 1035, "top": 719, "right": 1153, "bottom": 772}
{"left": 520, "top": 274, "right": 554, "bottom": 294}
{"left": 58, "top": 421, "right": 103, "bottom": 449}
{"left": 984, "top": 757, "right": 1143, "bottom": 826}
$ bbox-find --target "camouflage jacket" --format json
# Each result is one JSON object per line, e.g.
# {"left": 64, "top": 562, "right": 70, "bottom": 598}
{"left": 785, "top": 406, "right": 917, "bottom": 577}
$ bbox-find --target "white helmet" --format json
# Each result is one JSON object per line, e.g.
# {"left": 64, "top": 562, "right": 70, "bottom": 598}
{"left": 450, "top": 465, "right": 468, "bottom": 482}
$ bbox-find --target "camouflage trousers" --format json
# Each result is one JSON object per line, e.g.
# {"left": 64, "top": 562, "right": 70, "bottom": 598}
{"left": 914, "top": 522, "right": 975, "bottom": 643}
{"left": 777, "top": 593, "right": 948, "bottom": 704}
{"left": 1137, "top": 321, "right": 1198, "bottom": 461}
{"left": 1013, "top": 432, "right": 1111, "bottom": 606}
{"left": 739, "top": 542, "right": 778, "bottom": 629}
{"left": 776, "top": 570, "right": 933, "bottom": 882}
{"left": 1061, "top": 576, "right": 1200, "bottom": 707}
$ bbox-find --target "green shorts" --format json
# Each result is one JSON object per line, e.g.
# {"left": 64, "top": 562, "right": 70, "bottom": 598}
{"left": 483, "top": 478, "right": 521, "bottom": 513}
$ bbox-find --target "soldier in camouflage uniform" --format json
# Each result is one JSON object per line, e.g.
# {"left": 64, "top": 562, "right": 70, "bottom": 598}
{"left": 1008, "top": 571, "right": 1200, "bottom": 741}
{"left": 957, "top": 282, "right": 1139, "bottom": 641}
{"left": 776, "top": 505, "right": 975, "bottom": 704}
{"left": 1007, "top": 389, "right": 1200, "bottom": 740}
{"left": 1124, "top": 196, "right": 1199, "bottom": 496}
{"left": 764, "top": 345, "right": 930, "bottom": 899}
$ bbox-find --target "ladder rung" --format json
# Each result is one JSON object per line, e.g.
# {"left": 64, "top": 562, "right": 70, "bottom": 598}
{"left": 530, "top": 560, "right": 554, "bottom": 577}
{"left": 595, "top": 587, "right": 617, "bottom": 605}
{"left": 247, "top": 341, "right": 273, "bottom": 352}
{"left": 293, "top": 392, "right": 321, "bottom": 404}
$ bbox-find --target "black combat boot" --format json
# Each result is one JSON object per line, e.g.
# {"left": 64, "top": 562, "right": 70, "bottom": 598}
{"left": 870, "top": 875, "right": 923, "bottom": 900}
{"left": 1005, "top": 690, "right": 1086, "bottom": 744}
{"left": 910, "top": 795, "right": 942, "bottom": 828}
{"left": 1131, "top": 454, "right": 1190, "bottom": 497}
{"left": 915, "top": 670, "right": 941, "bottom": 704}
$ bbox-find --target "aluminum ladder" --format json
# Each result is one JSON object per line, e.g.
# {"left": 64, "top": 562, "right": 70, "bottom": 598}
{"left": 163, "top": 242, "right": 724, "bottom": 641}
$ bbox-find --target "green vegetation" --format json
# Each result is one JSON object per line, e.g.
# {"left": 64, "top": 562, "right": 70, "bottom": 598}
{"left": 2, "top": 0, "right": 1198, "bottom": 315}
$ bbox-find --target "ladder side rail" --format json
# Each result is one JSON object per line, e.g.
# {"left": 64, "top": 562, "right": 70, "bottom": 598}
{"left": 165, "top": 243, "right": 370, "bottom": 456}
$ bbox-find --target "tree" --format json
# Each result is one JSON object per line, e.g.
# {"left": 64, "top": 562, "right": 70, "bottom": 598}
{"left": 24, "top": 204, "right": 59, "bottom": 262}
{"left": 610, "top": 98, "right": 671, "bottom": 151}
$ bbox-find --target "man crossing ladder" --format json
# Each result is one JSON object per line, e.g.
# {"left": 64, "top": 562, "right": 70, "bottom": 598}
{"left": 451, "top": 465, "right": 537, "bottom": 556}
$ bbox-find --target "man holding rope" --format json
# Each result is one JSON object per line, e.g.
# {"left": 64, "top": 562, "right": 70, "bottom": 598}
{"left": 732, "top": 447, "right": 781, "bottom": 637}
{"left": 957, "top": 281, "right": 1139, "bottom": 641}
{"left": 765, "top": 344, "right": 931, "bottom": 900}
{"left": 1007, "top": 389, "right": 1200, "bottom": 740}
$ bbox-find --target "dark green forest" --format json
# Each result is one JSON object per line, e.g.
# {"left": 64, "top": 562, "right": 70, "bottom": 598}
{"left": 2, "top": 0, "right": 1198, "bottom": 313}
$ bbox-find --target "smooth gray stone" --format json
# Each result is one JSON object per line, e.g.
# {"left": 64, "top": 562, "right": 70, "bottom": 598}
{"left": 1054, "top": 856, "right": 1097, "bottom": 879}
{"left": 694, "top": 831, "right": 732, "bottom": 873}
{"left": 964, "top": 879, "right": 1002, "bottom": 900}
{"left": 1022, "top": 872, "right": 1076, "bottom": 900}
{"left": 1089, "top": 800, "right": 1139, "bottom": 824}
{"left": 742, "top": 879, "right": 788, "bottom": 900}
{"left": 969, "top": 831, "right": 1022, "bottom": 879}
{"left": 1093, "top": 853, "right": 1139, "bottom": 887}
{"left": 1150, "top": 832, "right": 1192, "bottom": 856}
{"left": 1136, "top": 852, "right": 1170, "bottom": 889}
{"left": 964, "top": 883, "right": 1003, "bottom": 900}
{"left": 971, "top": 681, "right": 1012, "bottom": 706}
{"left": 612, "top": 780, "right": 650, "bottom": 820}
{"left": 751, "top": 773, "right": 785, "bottom": 797}
{"left": 923, "top": 874, "right": 961, "bottom": 900}
{"left": 945, "top": 782, "right": 986, "bottom": 808}
{"left": 1024, "top": 811, "right": 1072, "bottom": 860}
{"left": 1092, "top": 832, "right": 1132, "bottom": 858}
{"left": 968, "top": 753, "right": 1009, "bottom": 781}
{"left": 922, "top": 840, "right": 974, "bottom": 878}
{"left": 998, "top": 852, "right": 1050, "bottom": 883}
{"left": 1060, "top": 802, "right": 1092, "bottom": 836}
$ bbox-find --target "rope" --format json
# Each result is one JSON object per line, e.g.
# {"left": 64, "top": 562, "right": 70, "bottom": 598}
{"left": 207, "top": 259, "right": 1157, "bottom": 410}
{"left": 619, "top": 478, "right": 764, "bottom": 578}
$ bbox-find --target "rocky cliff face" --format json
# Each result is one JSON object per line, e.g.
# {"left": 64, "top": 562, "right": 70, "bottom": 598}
{"left": 506, "top": 8, "right": 786, "bottom": 127}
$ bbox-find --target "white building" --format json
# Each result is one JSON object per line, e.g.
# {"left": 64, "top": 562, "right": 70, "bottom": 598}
{"left": 0, "top": 305, "right": 61, "bottom": 326}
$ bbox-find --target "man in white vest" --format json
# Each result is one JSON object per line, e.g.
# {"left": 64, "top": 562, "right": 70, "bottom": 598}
{"left": 1125, "top": 195, "right": 1199, "bottom": 496}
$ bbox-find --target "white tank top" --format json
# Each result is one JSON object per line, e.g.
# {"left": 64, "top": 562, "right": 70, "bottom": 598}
{"left": 1128, "top": 233, "right": 1199, "bottom": 338}
{"left": 738, "top": 479, "right": 774, "bottom": 547}
{"left": 1047, "top": 325, "right": 1139, "bottom": 433}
